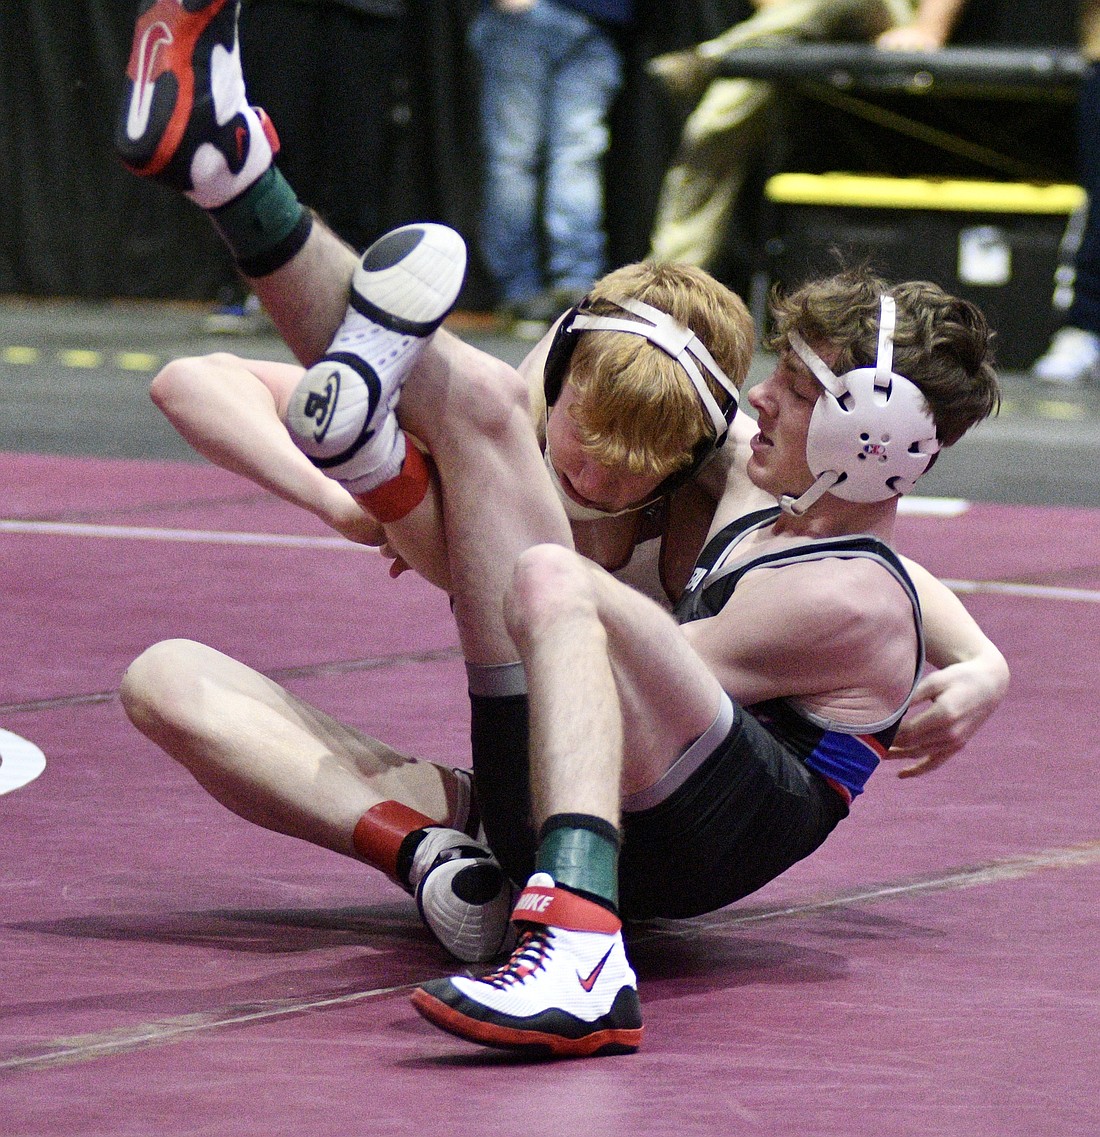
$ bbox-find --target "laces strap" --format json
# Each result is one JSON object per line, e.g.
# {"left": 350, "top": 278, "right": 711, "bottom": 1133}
{"left": 510, "top": 881, "right": 621, "bottom": 934}
{"left": 484, "top": 927, "right": 552, "bottom": 987}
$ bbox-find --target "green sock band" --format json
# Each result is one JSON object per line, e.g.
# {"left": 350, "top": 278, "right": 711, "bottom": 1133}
{"left": 536, "top": 815, "right": 620, "bottom": 910}
{"left": 208, "top": 166, "right": 311, "bottom": 275}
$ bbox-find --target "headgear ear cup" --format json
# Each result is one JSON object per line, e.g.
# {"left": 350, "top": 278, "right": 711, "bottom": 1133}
{"left": 542, "top": 305, "right": 585, "bottom": 408}
{"left": 805, "top": 367, "right": 940, "bottom": 501}
{"left": 782, "top": 295, "right": 941, "bottom": 516}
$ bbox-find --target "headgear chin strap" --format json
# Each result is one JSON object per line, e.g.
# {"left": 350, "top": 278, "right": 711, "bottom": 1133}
{"left": 779, "top": 295, "right": 941, "bottom": 517}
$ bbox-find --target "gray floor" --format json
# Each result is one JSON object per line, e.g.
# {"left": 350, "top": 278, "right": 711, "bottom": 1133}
{"left": 2, "top": 295, "right": 1097, "bottom": 508}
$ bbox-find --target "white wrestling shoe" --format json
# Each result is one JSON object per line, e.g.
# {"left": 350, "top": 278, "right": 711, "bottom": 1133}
{"left": 1030, "top": 326, "right": 1100, "bottom": 386}
{"left": 407, "top": 826, "right": 514, "bottom": 964}
{"left": 411, "top": 874, "right": 643, "bottom": 1058}
{"left": 285, "top": 223, "right": 467, "bottom": 493}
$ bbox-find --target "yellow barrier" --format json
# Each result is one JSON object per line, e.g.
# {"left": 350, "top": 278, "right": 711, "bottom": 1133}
{"left": 765, "top": 174, "right": 1085, "bottom": 214}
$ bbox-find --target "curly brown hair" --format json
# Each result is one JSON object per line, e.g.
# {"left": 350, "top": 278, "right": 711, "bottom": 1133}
{"left": 765, "top": 270, "right": 1000, "bottom": 446}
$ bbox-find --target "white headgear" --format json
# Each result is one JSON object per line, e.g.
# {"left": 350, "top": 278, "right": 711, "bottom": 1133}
{"left": 780, "top": 295, "right": 941, "bottom": 517}
{"left": 541, "top": 294, "right": 741, "bottom": 515}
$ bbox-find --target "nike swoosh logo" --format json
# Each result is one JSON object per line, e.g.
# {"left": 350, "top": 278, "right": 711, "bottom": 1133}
{"left": 127, "top": 22, "right": 174, "bottom": 140}
{"left": 577, "top": 945, "right": 614, "bottom": 993}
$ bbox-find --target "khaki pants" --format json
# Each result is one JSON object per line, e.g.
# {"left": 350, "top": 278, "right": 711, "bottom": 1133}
{"left": 649, "top": 0, "right": 915, "bottom": 268}
{"left": 1082, "top": 0, "right": 1100, "bottom": 60}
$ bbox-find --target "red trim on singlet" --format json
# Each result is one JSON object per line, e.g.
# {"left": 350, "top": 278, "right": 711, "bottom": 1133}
{"left": 858, "top": 734, "right": 890, "bottom": 760}
{"left": 821, "top": 775, "right": 854, "bottom": 805}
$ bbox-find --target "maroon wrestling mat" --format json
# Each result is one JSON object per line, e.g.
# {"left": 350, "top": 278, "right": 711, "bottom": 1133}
{"left": 1, "top": 451, "right": 1097, "bottom": 1136}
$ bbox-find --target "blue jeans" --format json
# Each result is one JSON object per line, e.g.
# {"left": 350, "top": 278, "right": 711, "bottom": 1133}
{"left": 1068, "top": 62, "right": 1100, "bottom": 334}
{"left": 469, "top": 0, "right": 623, "bottom": 305}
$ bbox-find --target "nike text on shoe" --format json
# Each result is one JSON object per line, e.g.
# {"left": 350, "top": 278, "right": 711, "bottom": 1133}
{"left": 285, "top": 223, "right": 467, "bottom": 494}
{"left": 115, "top": 0, "right": 278, "bottom": 207}
{"left": 408, "top": 827, "right": 514, "bottom": 964}
{"left": 411, "top": 873, "right": 643, "bottom": 1058}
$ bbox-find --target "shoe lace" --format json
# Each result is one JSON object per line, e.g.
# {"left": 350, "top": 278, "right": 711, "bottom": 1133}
{"left": 481, "top": 925, "right": 552, "bottom": 989}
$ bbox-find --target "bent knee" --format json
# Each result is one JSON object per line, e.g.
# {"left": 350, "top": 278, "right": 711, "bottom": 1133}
{"left": 504, "top": 544, "right": 596, "bottom": 645}
{"left": 119, "top": 638, "right": 215, "bottom": 730}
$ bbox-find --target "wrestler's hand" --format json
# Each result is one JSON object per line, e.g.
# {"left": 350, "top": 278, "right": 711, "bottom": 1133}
{"left": 885, "top": 655, "right": 1009, "bottom": 777}
{"left": 379, "top": 540, "right": 412, "bottom": 579}
{"left": 331, "top": 507, "right": 387, "bottom": 548}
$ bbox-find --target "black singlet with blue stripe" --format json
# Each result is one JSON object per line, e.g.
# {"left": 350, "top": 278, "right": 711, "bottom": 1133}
{"left": 673, "top": 506, "right": 926, "bottom": 801}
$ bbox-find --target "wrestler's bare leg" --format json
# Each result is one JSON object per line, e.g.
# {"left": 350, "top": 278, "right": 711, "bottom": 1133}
{"left": 115, "top": 0, "right": 514, "bottom": 960}
{"left": 119, "top": 639, "right": 463, "bottom": 855}
{"left": 504, "top": 545, "right": 725, "bottom": 825}
{"left": 245, "top": 220, "right": 359, "bottom": 367}
{"left": 396, "top": 330, "right": 570, "bottom": 665}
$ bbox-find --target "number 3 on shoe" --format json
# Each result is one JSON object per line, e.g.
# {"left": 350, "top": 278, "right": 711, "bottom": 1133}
{"left": 285, "top": 223, "right": 467, "bottom": 499}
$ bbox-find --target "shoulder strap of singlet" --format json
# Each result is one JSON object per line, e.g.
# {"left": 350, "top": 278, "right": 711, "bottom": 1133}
{"left": 674, "top": 510, "right": 926, "bottom": 733}
{"left": 679, "top": 506, "right": 781, "bottom": 595}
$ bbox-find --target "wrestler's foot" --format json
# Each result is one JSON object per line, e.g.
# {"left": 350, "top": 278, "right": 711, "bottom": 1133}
{"left": 411, "top": 874, "right": 643, "bottom": 1058}
{"left": 407, "top": 827, "right": 514, "bottom": 964}
{"left": 115, "top": 0, "right": 278, "bottom": 207}
{"left": 285, "top": 223, "right": 467, "bottom": 494}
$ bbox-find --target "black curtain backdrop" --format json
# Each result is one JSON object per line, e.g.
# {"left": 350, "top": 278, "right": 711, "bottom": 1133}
{"left": 4, "top": 0, "right": 1071, "bottom": 305}
{"left": 0, "top": 0, "right": 743, "bottom": 305}
{"left": 2, "top": 0, "right": 239, "bottom": 300}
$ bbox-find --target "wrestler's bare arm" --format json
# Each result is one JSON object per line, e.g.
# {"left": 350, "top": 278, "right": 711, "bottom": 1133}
{"left": 890, "top": 558, "right": 1010, "bottom": 776}
{"left": 681, "top": 556, "right": 918, "bottom": 721}
{"left": 150, "top": 305, "right": 559, "bottom": 595}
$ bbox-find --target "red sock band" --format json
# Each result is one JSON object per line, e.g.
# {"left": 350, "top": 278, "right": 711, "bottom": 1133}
{"left": 357, "top": 443, "right": 431, "bottom": 523}
{"left": 352, "top": 800, "right": 436, "bottom": 880}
